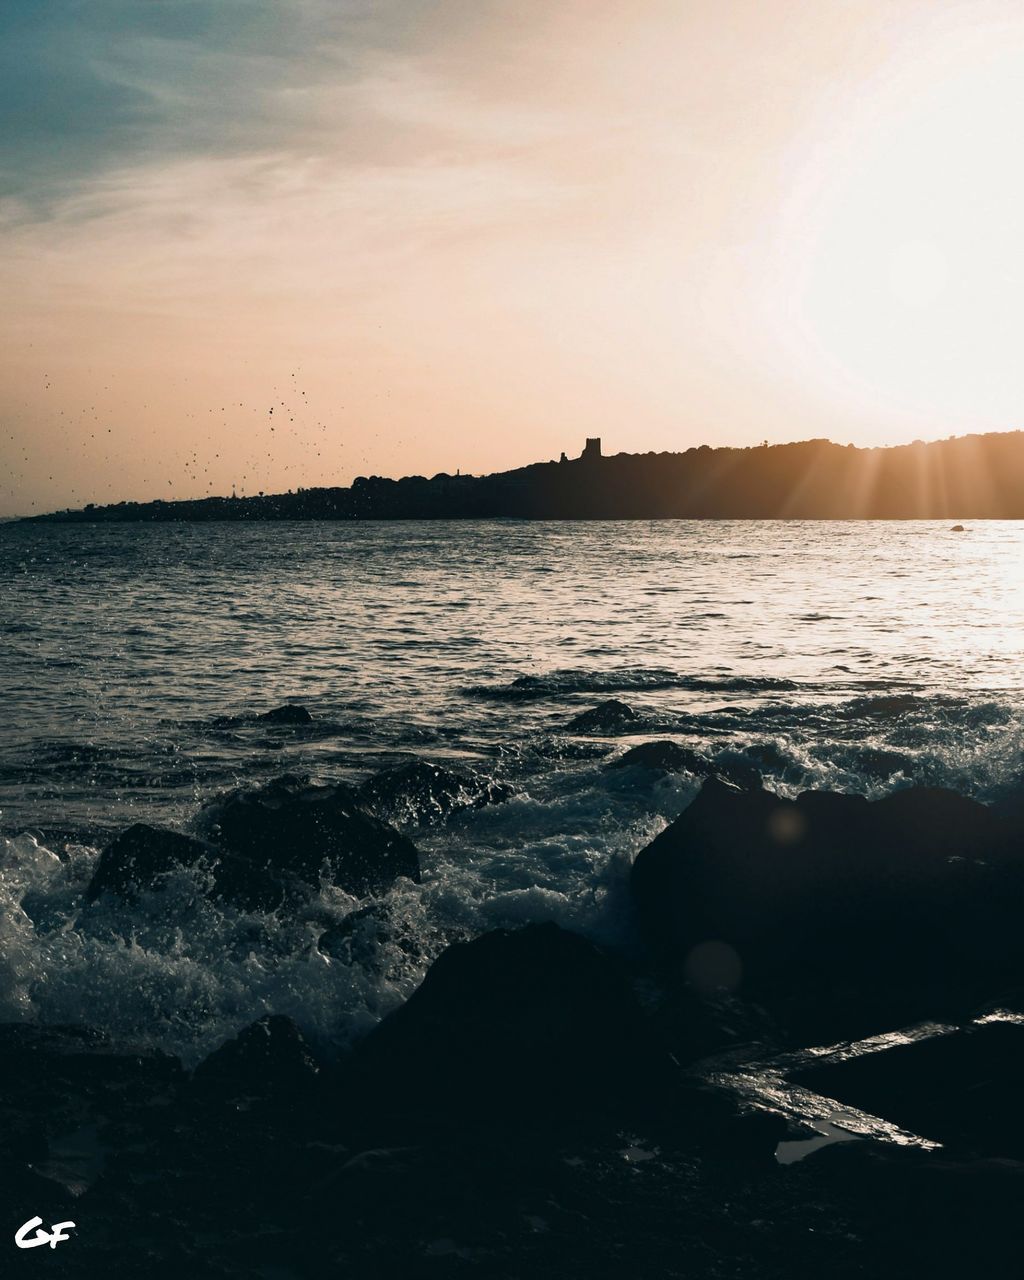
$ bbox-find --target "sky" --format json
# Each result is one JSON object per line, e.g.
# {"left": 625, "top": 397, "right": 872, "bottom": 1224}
{"left": 5, "top": 0, "right": 1024, "bottom": 514}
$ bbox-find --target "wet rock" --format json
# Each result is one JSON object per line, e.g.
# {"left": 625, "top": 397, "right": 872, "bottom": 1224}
{"left": 258, "top": 704, "right": 314, "bottom": 725}
{"left": 358, "top": 759, "right": 512, "bottom": 826}
{"left": 86, "top": 823, "right": 219, "bottom": 903}
{"left": 203, "top": 774, "right": 421, "bottom": 898}
{"left": 567, "top": 699, "right": 642, "bottom": 733}
{"left": 190, "top": 1015, "right": 320, "bottom": 1105}
{"left": 790, "top": 1019, "right": 1024, "bottom": 1158}
{"left": 631, "top": 778, "right": 1024, "bottom": 1037}
{"left": 347, "top": 922, "right": 672, "bottom": 1130}
{"left": 318, "top": 900, "right": 453, "bottom": 977}
{"left": 608, "top": 740, "right": 709, "bottom": 775}
{"left": 85, "top": 822, "right": 282, "bottom": 911}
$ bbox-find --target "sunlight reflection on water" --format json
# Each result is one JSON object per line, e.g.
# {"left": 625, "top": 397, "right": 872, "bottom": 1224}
{"left": 2, "top": 519, "right": 1023, "bottom": 833}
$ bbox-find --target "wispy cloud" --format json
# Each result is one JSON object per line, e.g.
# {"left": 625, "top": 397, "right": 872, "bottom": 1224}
{"left": 7, "top": 0, "right": 1019, "bottom": 515}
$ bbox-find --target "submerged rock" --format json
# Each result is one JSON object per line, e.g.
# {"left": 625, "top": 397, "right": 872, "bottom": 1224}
{"left": 347, "top": 922, "right": 671, "bottom": 1128}
{"left": 203, "top": 774, "right": 421, "bottom": 898}
{"left": 631, "top": 778, "right": 1024, "bottom": 1036}
{"left": 258, "top": 704, "right": 314, "bottom": 725}
{"left": 567, "top": 699, "right": 642, "bottom": 734}
{"left": 358, "top": 759, "right": 512, "bottom": 825}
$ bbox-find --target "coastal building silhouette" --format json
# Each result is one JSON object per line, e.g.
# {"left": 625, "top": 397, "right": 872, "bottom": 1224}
{"left": 33, "top": 429, "right": 1024, "bottom": 522}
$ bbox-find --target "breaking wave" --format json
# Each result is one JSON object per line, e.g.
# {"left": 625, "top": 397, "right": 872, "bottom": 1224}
{"left": 4, "top": 518, "right": 1024, "bottom": 1062}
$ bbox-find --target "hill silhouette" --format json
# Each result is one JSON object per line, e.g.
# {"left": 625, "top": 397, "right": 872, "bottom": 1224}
{"left": 26, "top": 431, "right": 1024, "bottom": 521}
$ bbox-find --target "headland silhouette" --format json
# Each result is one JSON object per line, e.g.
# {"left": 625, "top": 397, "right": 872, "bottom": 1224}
{"left": 28, "top": 429, "right": 1024, "bottom": 520}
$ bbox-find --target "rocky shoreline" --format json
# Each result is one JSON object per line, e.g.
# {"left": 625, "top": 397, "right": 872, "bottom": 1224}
{"left": 6, "top": 759, "right": 1024, "bottom": 1277}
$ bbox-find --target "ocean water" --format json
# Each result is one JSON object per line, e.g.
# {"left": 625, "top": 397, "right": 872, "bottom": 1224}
{"left": 1, "top": 518, "right": 1023, "bottom": 1063}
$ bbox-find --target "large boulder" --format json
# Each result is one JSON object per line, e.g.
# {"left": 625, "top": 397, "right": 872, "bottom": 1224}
{"left": 631, "top": 778, "right": 1024, "bottom": 1035}
{"left": 86, "top": 824, "right": 215, "bottom": 903}
{"left": 203, "top": 774, "right": 421, "bottom": 898}
{"left": 346, "top": 922, "right": 672, "bottom": 1130}
{"left": 86, "top": 822, "right": 283, "bottom": 911}
{"left": 357, "top": 759, "right": 512, "bottom": 826}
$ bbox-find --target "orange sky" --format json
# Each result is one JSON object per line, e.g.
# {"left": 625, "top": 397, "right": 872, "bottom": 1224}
{"left": 4, "top": 0, "right": 1024, "bottom": 515}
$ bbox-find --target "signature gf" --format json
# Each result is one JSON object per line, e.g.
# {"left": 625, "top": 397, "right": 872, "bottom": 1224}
{"left": 15, "top": 1218, "right": 76, "bottom": 1250}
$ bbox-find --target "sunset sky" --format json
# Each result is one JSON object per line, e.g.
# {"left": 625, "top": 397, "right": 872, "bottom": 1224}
{"left": 5, "top": 1, "right": 1024, "bottom": 514}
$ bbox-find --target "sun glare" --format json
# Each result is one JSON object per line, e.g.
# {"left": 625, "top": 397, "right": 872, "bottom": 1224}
{"left": 888, "top": 240, "right": 949, "bottom": 310}
{"left": 776, "top": 30, "right": 1024, "bottom": 434}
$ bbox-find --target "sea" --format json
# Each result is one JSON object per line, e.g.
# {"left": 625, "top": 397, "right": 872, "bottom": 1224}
{"left": 1, "top": 518, "right": 1023, "bottom": 1065}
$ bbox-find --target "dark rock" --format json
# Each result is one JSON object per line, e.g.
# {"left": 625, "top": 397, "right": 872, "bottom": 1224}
{"left": 86, "top": 822, "right": 283, "bottom": 911}
{"left": 86, "top": 823, "right": 218, "bottom": 903}
{"left": 649, "top": 986, "right": 780, "bottom": 1064}
{"left": 790, "top": 1020, "right": 1024, "bottom": 1158}
{"left": 203, "top": 774, "right": 421, "bottom": 898}
{"left": 950, "top": 524, "right": 966, "bottom": 531}
{"left": 358, "top": 759, "right": 512, "bottom": 826}
{"left": 0, "top": 1023, "right": 183, "bottom": 1102}
{"left": 666, "top": 1085, "right": 789, "bottom": 1164}
{"left": 190, "top": 1015, "right": 320, "bottom": 1105}
{"left": 794, "top": 1138, "right": 1024, "bottom": 1277}
{"left": 0, "top": 1023, "right": 184, "bottom": 1177}
{"left": 631, "top": 778, "right": 1024, "bottom": 1036}
{"left": 258, "top": 704, "right": 314, "bottom": 725}
{"left": 869, "top": 784, "right": 996, "bottom": 862}
{"left": 346, "top": 922, "right": 672, "bottom": 1130}
{"left": 712, "top": 760, "right": 765, "bottom": 791}
{"left": 567, "top": 699, "right": 642, "bottom": 733}
{"left": 991, "top": 775, "right": 1024, "bottom": 827}
{"left": 608, "top": 740, "right": 709, "bottom": 775}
